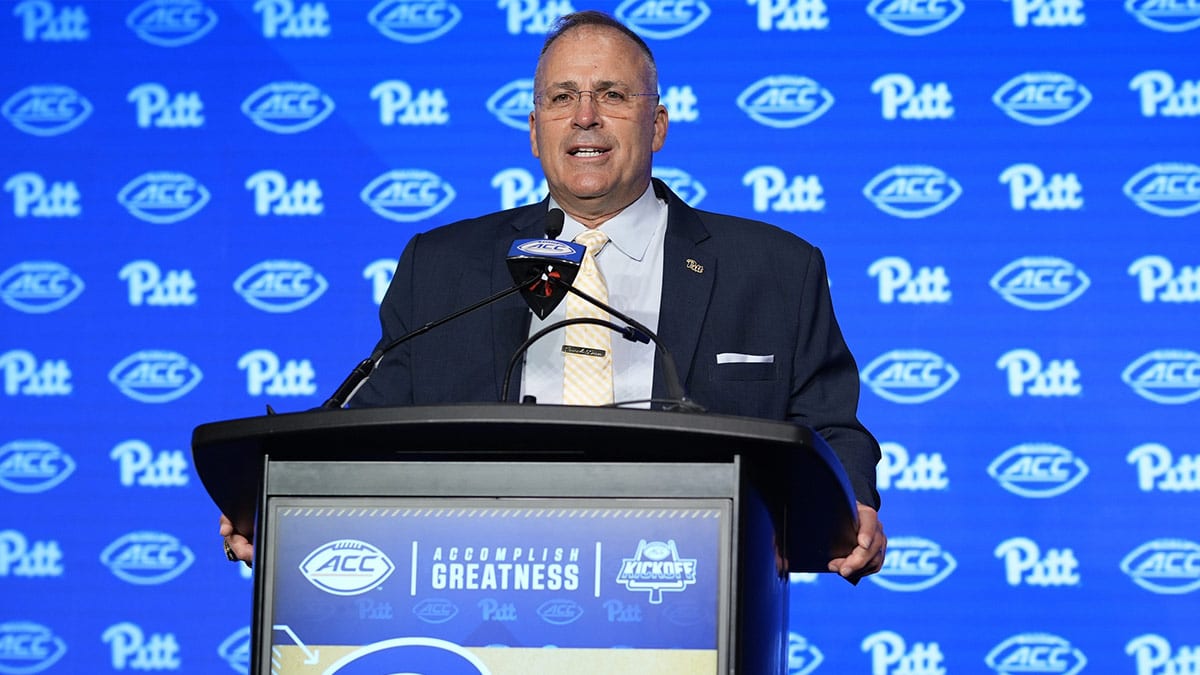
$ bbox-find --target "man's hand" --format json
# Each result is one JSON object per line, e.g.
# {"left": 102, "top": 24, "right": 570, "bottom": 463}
{"left": 219, "top": 513, "right": 255, "bottom": 566}
{"left": 827, "top": 502, "right": 886, "bottom": 584}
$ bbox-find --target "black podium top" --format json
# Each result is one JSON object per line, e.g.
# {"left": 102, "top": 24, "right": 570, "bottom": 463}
{"left": 192, "top": 403, "right": 858, "bottom": 572}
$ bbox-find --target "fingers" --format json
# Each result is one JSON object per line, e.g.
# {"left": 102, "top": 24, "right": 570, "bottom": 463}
{"left": 827, "top": 504, "right": 887, "bottom": 584}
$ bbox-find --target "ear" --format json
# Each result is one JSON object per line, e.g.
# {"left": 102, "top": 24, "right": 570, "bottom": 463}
{"left": 651, "top": 103, "right": 669, "bottom": 152}
{"left": 529, "top": 112, "right": 541, "bottom": 158}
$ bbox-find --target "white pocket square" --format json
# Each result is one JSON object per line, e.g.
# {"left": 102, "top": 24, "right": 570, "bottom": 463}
{"left": 716, "top": 353, "right": 774, "bottom": 364}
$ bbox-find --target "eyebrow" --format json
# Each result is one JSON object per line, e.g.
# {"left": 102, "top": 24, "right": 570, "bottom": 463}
{"left": 545, "top": 79, "right": 628, "bottom": 91}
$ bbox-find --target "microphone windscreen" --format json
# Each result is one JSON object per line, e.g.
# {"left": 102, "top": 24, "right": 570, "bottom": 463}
{"left": 545, "top": 208, "right": 565, "bottom": 239}
{"left": 506, "top": 238, "right": 584, "bottom": 319}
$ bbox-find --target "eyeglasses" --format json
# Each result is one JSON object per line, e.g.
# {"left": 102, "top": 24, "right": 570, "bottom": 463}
{"left": 533, "top": 87, "right": 659, "bottom": 116}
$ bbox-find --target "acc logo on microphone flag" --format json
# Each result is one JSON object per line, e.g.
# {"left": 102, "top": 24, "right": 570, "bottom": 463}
{"left": 0, "top": 262, "right": 85, "bottom": 313}
{"left": 300, "top": 539, "right": 395, "bottom": 596}
{"left": 0, "top": 621, "right": 67, "bottom": 673}
{"left": 3, "top": 85, "right": 92, "bottom": 137}
{"left": 108, "top": 350, "right": 203, "bottom": 403}
{"left": 513, "top": 240, "right": 581, "bottom": 258}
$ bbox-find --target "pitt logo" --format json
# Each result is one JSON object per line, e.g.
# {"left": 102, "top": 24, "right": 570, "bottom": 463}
{"left": 749, "top": 0, "right": 829, "bottom": 31}
{"left": 878, "top": 442, "right": 949, "bottom": 491}
{"left": 242, "top": 82, "right": 335, "bottom": 134}
{"left": 994, "top": 72, "right": 1092, "bottom": 125}
{"left": 995, "top": 537, "right": 1080, "bottom": 587}
{"left": 119, "top": 260, "right": 198, "bottom": 307}
{"left": 1130, "top": 70, "right": 1200, "bottom": 117}
{"left": 996, "top": 349, "right": 1082, "bottom": 398}
{"left": 0, "top": 529, "right": 64, "bottom": 578}
{"left": 872, "top": 74, "right": 954, "bottom": 120}
{"left": 100, "top": 531, "right": 195, "bottom": 585}
{"left": 1126, "top": 0, "right": 1200, "bottom": 32}
{"left": 361, "top": 169, "right": 456, "bottom": 222}
{"left": 300, "top": 539, "right": 395, "bottom": 595}
{"left": 617, "top": 0, "right": 711, "bottom": 39}
{"left": 1127, "top": 635, "right": 1200, "bottom": 675}
{"left": 871, "top": 536, "right": 956, "bottom": 591}
{"left": 863, "top": 165, "right": 961, "bottom": 218}
{"left": 127, "top": 83, "right": 205, "bottom": 128}
{"left": 737, "top": 75, "right": 834, "bottom": 128}
{"left": 0, "top": 440, "right": 75, "bottom": 494}
{"left": 488, "top": 79, "right": 535, "bottom": 131}
{"left": 412, "top": 598, "right": 458, "bottom": 624}
{"left": 110, "top": 440, "right": 189, "bottom": 488}
{"left": 492, "top": 168, "right": 547, "bottom": 209}
{"left": 986, "top": 633, "right": 1087, "bottom": 675}
{"left": 862, "top": 631, "right": 946, "bottom": 674}
{"left": 5, "top": 172, "right": 81, "bottom": 218}
{"left": 234, "top": 260, "right": 328, "bottom": 313}
{"left": 246, "top": 170, "right": 324, "bottom": 216}
{"left": 860, "top": 349, "right": 959, "bottom": 404}
{"left": 868, "top": 257, "right": 951, "bottom": 304}
{"left": 988, "top": 443, "right": 1089, "bottom": 498}
{"left": 117, "top": 171, "right": 211, "bottom": 224}
{"left": 990, "top": 256, "right": 1090, "bottom": 310}
{"left": 14, "top": 1, "right": 90, "bottom": 41}
{"left": 101, "top": 623, "right": 181, "bottom": 671}
{"left": 500, "top": 0, "right": 568, "bottom": 34}
{"left": 369, "top": 0, "right": 461, "bottom": 43}
{"left": 371, "top": 80, "right": 450, "bottom": 126}
{"left": 654, "top": 167, "right": 707, "bottom": 206}
{"left": 0, "top": 261, "right": 84, "bottom": 313}
{"left": 1129, "top": 255, "right": 1200, "bottom": 303}
{"left": 255, "top": 0, "right": 331, "bottom": 38}
{"left": 999, "top": 163, "right": 1083, "bottom": 210}
{"left": 126, "top": 0, "right": 218, "bottom": 47}
{"left": 108, "top": 350, "right": 202, "bottom": 403}
{"left": 661, "top": 84, "right": 699, "bottom": 122}
{"left": 1123, "top": 162, "right": 1200, "bottom": 217}
{"left": 1122, "top": 349, "right": 1200, "bottom": 404}
{"left": 1120, "top": 539, "right": 1200, "bottom": 594}
{"left": 238, "top": 349, "right": 318, "bottom": 397}
{"left": 1009, "top": 0, "right": 1085, "bottom": 27}
{"left": 364, "top": 258, "right": 398, "bottom": 305}
{"left": 0, "top": 621, "right": 67, "bottom": 673}
{"left": 744, "top": 166, "right": 824, "bottom": 213}
{"left": 616, "top": 539, "right": 698, "bottom": 604}
{"left": 2, "top": 84, "right": 92, "bottom": 136}
{"left": 1127, "top": 443, "right": 1200, "bottom": 492}
{"left": 0, "top": 350, "right": 72, "bottom": 397}
{"left": 787, "top": 632, "right": 824, "bottom": 675}
{"left": 866, "top": 0, "right": 964, "bottom": 35}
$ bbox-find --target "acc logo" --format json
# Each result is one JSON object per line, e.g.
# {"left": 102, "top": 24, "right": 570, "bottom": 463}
{"left": 1123, "top": 162, "right": 1200, "bottom": 217}
{"left": 994, "top": 72, "right": 1092, "bottom": 125}
{"left": 787, "top": 632, "right": 824, "bottom": 675}
{"left": 866, "top": 0, "right": 964, "bottom": 35}
{"left": 516, "top": 240, "right": 577, "bottom": 258}
{"left": 990, "top": 256, "right": 1090, "bottom": 310}
{"left": 242, "top": 82, "right": 335, "bottom": 134}
{"left": 117, "top": 171, "right": 211, "bottom": 224}
{"left": 1122, "top": 349, "right": 1200, "bottom": 404}
{"left": 616, "top": 539, "right": 698, "bottom": 604}
{"left": 2, "top": 84, "right": 92, "bottom": 136}
{"left": 1120, "top": 539, "right": 1200, "bottom": 594}
{"left": 0, "top": 621, "right": 67, "bottom": 673}
{"left": 413, "top": 598, "right": 458, "bottom": 624}
{"left": 368, "top": 0, "right": 461, "bottom": 43}
{"left": 860, "top": 349, "right": 959, "bottom": 404}
{"left": 487, "top": 78, "right": 535, "bottom": 131}
{"left": 100, "top": 531, "right": 194, "bottom": 585}
{"left": 217, "top": 627, "right": 251, "bottom": 674}
{"left": 537, "top": 599, "right": 584, "bottom": 626}
{"left": 126, "top": 0, "right": 218, "bottom": 46}
{"left": 0, "top": 439, "right": 75, "bottom": 494}
{"left": 324, "top": 637, "right": 488, "bottom": 675}
{"left": 985, "top": 633, "right": 1087, "bottom": 675}
{"left": 300, "top": 539, "right": 395, "bottom": 595}
{"left": 108, "top": 350, "right": 203, "bottom": 403}
{"left": 654, "top": 167, "right": 707, "bottom": 206}
{"left": 737, "top": 75, "right": 834, "bottom": 128}
{"left": 988, "top": 443, "right": 1089, "bottom": 498}
{"left": 233, "top": 260, "right": 328, "bottom": 313}
{"left": 870, "top": 535, "right": 957, "bottom": 591}
{"left": 1126, "top": 0, "right": 1200, "bottom": 32}
{"left": 863, "top": 165, "right": 961, "bottom": 218}
{"left": 616, "top": 0, "right": 710, "bottom": 39}
{"left": 0, "top": 261, "right": 84, "bottom": 314}
{"left": 361, "top": 169, "right": 456, "bottom": 222}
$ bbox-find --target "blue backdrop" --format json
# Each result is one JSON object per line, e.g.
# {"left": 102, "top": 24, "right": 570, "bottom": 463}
{"left": 2, "top": 1, "right": 1198, "bottom": 673}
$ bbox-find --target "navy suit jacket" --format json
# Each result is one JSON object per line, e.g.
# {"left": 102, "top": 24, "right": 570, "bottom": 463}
{"left": 355, "top": 179, "right": 881, "bottom": 508}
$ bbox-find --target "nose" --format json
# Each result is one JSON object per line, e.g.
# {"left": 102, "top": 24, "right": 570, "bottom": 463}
{"left": 571, "top": 91, "right": 600, "bottom": 126}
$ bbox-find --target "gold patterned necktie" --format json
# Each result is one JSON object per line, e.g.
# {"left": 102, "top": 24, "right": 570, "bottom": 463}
{"left": 563, "top": 229, "right": 614, "bottom": 406}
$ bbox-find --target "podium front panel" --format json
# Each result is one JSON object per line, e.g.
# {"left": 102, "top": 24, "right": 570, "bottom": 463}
{"left": 259, "top": 496, "right": 733, "bottom": 675}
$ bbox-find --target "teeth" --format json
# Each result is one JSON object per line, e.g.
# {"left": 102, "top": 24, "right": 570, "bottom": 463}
{"left": 573, "top": 149, "right": 603, "bottom": 156}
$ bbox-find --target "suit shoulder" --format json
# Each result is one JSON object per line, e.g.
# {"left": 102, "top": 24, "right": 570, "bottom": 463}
{"left": 690, "top": 207, "right": 818, "bottom": 253}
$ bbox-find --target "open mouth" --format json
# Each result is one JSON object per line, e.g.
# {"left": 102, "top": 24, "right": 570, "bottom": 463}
{"left": 570, "top": 147, "right": 607, "bottom": 157}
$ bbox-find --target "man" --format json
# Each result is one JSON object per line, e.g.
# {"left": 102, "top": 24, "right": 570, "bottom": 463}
{"left": 222, "top": 10, "right": 885, "bottom": 582}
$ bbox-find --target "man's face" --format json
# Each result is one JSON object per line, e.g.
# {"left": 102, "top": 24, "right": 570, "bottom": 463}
{"left": 529, "top": 26, "right": 668, "bottom": 225}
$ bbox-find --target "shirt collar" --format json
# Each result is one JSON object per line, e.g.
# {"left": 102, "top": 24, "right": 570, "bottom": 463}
{"left": 549, "top": 183, "right": 665, "bottom": 262}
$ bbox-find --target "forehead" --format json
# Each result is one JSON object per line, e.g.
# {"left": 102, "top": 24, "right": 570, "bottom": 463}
{"left": 537, "top": 26, "right": 648, "bottom": 85}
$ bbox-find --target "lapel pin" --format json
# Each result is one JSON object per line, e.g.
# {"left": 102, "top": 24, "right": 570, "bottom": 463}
{"left": 686, "top": 258, "right": 704, "bottom": 274}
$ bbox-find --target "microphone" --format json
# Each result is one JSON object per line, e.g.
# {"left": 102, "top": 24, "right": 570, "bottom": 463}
{"left": 320, "top": 209, "right": 566, "bottom": 409}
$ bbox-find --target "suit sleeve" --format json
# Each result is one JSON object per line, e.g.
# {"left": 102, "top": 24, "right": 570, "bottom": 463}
{"left": 347, "top": 235, "right": 422, "bottom": 408}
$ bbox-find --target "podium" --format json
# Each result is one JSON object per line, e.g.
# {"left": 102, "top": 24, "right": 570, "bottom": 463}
{"left": 192, "top": 404, "right": 858, "bottom": 675}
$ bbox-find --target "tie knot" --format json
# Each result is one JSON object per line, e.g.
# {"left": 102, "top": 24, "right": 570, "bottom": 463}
{"left": 574, "top": 229, "right": 609, "bottom": 257}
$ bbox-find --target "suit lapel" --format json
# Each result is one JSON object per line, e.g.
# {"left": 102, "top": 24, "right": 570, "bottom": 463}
{"left": 654, "top": 180, "right": 714, "bottom": 400}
